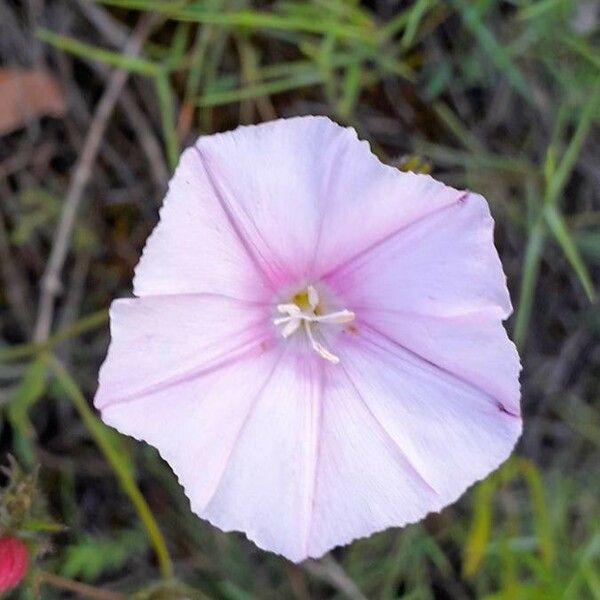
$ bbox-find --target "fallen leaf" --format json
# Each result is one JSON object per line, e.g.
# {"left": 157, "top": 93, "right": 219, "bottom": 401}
{"left": 0, "top": 68, "right": 66, "bottom": 135}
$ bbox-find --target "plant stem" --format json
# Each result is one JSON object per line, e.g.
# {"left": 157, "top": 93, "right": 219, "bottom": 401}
{"left": 37, "top": 570, "right": 126, "bottom": 600}
{"left": 49, "top": 355, "right": 173, "bottom": 580}
{"left": 0, "top": 308, "right": 108, "bottom": 363}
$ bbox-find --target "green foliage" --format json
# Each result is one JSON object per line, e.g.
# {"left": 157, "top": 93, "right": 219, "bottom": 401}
{"left": 132, "top": 580, "right": 211, "bottom": 600}
{"left": 60, "top": 529, "right": 148, "bottom": 582}
{"left": 1, "top": 0, "right": 599, "bottom": 597}
{"left": 50, "top": 356, "right": 173, "bottom": 579}
{"left": 4, "top": 357, "right": 48, "bottom": 466}
{"left": 10, "top": 190, "right": 61, "bottom": 247}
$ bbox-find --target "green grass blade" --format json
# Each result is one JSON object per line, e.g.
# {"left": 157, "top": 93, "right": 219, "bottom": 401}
{"left": 542, "top": 83, "right": 600, "bottom": 301}
{"left": 463, "top": 477, "right": 495, "bottom": 577}
{"left": 432, "top": 101, "right": 484, "bottom": 153}
{"left": 544, "top": 204, "right": 596, "bottom": 301}
{"left": 311, "top": 0, "right": 374, "bottom": 27}
{"left": 155, "top": 72, "right": 180, "bottom": 171}
{"left": 36, "top": 29, "right": 159, "bottom": 76}
{"left": 517, "top": 0, "right": 569, "bottom": 21}
{"left": 96, "top": 0, "right": 377, "bottom": 42}
{"left": 5, "top": 356, "right": 49, "bottom": 466}
{"left": 513, "top": 217, "right": 546, "bottom": 349}
{"left": 337, "top": 61, "right": 362, "bottom": 120}
{"left": 50, "top": 355, "right": 173, "bottom": 580}
{"left": 561, "top": 35, "right": 600, "bottom": 72}
{"left": 0, "top": 309, "right": 108, "bottom": 363}
{"left": 519, "top": 460, "right": 554, "bottom": 567}
{"left": 199, "top": 70, "right": 323, "bottom": 107}
{"left": 400, "top": 0, "right": 433, "bottom": 49}
{"left": 455, "top": 0, "right": 530, "bottom": 99}
{"left": 546, "top": 83, "right": 600, "bottom": 206}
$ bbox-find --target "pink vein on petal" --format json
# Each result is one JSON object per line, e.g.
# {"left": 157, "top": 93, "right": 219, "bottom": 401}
{"left": 203, "top": 347, "right": 287, "bottom": 513}
{"left": 192, "top": 145, "right": 280, "bottom": 291}
{"left": 100, "top": 324, "right": 272, "bottom": 411}
{"left": 131, "top": 291, "right": 272, "bottom": 306}
{"left": 302, "top": 357, "right": 325, "bottom": 556}
{"left": 342, "top": 305, "right": 500, "bottom": 321}
{"left": 338, "top": 361, "right": 439, "bottom": 496}
{"left": 359, "top": 322, "right": 520, "bottom": 417}
{"left": 319, "top": 191, "right": 469, "bottom": 281}
{"left": 307, "top": 136, "right": 349, "bottom": 276}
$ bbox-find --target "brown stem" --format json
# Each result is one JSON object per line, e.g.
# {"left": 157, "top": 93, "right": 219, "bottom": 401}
{"left": 32, "top": 12, "right": 159, "bottom": 343}
{"left": 37, "top": 570, "right": 126, "bottom": 600}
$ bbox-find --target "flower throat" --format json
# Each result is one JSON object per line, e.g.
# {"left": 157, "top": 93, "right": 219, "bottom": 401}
{"left": 273, "top": 285, "right": 354, "bottom": 364}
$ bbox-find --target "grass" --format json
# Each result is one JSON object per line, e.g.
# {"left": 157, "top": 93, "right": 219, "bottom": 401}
{"left": 1, "top": 0, "right": 599, "bottom": 598}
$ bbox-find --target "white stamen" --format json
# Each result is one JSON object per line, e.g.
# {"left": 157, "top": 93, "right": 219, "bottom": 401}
{"left": 304, "top": 321, "right": 340, "bottom": 364}
{"left": 273, "top": 286, "right": 355, "bottom": 364}
{"left": 277, "top": 303, "right": 301, "bottom": 315}
{"left": 280, "top": 318, "right": 301, "bottom": 338}
{"left": 313, "top": 309, "right": 355, "bottom": 324}
{"left": 307, "top": 285, "right": 319, "bottom": 310}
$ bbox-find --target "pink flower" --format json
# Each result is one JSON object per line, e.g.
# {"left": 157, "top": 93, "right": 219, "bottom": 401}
{"left": 0, "top": 536, "right": 28, "bottom": 593}
{"left": 95, "top": 116, "right": 521, "bottom": 562}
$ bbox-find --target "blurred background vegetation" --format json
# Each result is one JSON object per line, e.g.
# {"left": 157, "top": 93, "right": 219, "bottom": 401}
{"left": 0, "top": 0, "right": 599, "bottom": 598}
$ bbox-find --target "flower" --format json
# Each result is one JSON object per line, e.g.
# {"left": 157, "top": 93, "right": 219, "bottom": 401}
{"left": 0, "top": 536, "right": 28, "bottom": 593}
{"left": 95, "top": 116, "right": 521, "bottom": 562}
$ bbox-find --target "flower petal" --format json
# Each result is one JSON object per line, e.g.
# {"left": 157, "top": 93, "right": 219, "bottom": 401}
{"left": 194, "top": 116, "right": 463, "bottom": 288}
{"left": 102, "top": 342, "right": 323, "bottom": 563}
{"left": 132, "top": 147, "right": 270, "bottom": 300}
{"left": 98, "top": 118, "right": 521, "bottom": 563}
{"left": 135, "top": 117, "right": 467, "bottom": 297}
{"left": 353, "top": 311, "right": 521, "bottom": 415}
{"left": 94, "top": 294, "right": 271, "bottom": 410}
{"left": 100, "top": 343, "right": 285, "bottom": 528}
{"left": 202, "top": 350, "right": 323, "bottom": 562}
{"left": 303, "top": 329, "right": 521, "bottom": 558}
{"left": 194, "top": 116, "right": 343, "bottom": 287}
{"left": 312, "top": 163, "right": 466, "bottom": 280}
{"left": 322, "top": 190, "right": 519, "bottom": 423}
{"left": 99, "top": 302, "right": 519, "bottom": 562}
{"left": 325, "top": 193, "right": 512, "bottom": 318}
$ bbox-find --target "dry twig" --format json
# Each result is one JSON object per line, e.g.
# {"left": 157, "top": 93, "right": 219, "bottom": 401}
{"left": 37, "top": 570, "right": 126, "bottom": 600}
{"left": 303, "top": 555, "right": 369, "bottom": 600}
{"left": 33, "top": 13, "right": 159, "bottom": 342}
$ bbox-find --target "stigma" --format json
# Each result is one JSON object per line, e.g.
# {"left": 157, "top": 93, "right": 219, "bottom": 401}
{"left": 273, "top": 285, "right": 355, "bottom": 364}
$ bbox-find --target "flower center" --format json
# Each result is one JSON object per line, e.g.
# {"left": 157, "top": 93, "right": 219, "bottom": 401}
{"left": 273, "top": 285, "right": 355, "bottom": 364}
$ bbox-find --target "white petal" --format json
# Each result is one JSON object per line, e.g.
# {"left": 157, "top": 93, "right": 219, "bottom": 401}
{"left": 304, "top": 329, "right": 521, "bottom": 558}
{"left": 95, "top": 295, "right": 270, "bottom": 410}
{"left": 324, "top": 193, "right": 512, "bottom": 319}
{"left": 132, "top": 147, "right": 270, "bottom": 301}
{"left": 101, "top": 345, "right": 284, "bottom": 520}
